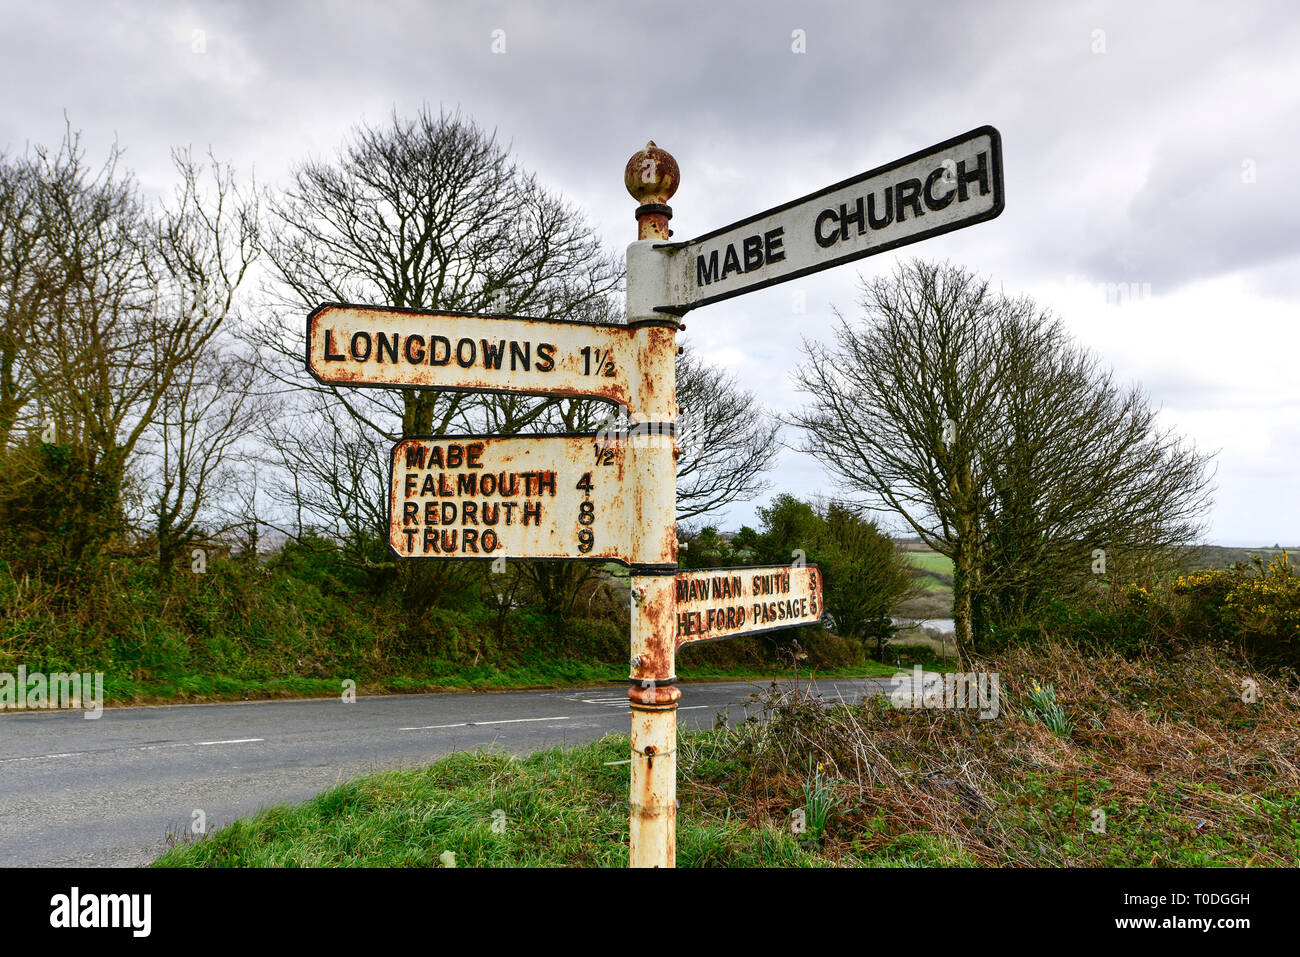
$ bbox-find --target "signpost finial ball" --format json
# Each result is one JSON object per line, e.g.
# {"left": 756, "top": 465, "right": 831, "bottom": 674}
{"left": 625, "top": 141, "right": 679, "bottom": 205}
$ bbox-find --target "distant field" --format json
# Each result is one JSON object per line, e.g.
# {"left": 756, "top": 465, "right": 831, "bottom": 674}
{"left": 896, "top": 545, "right": 953, "bottom": 620}
{"left": 901, "top": 548, "right": 953, "bottom": 598}
{"left": 1187, "top": 545, "right": 1296, "bottom": 569}
{"left": 902, "top": 549, "right": 953, "bottom": 576}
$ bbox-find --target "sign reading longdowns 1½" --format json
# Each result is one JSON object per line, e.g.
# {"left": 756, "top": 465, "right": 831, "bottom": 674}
{"left": 308, "top": 303, "right": 653, "bottom": 407}
{"left": 674, "top": 565, "right": 823, "bottom": 645}
{"left": 389, "top": 433, "right": 640, "bottom": 564}
{"left": 659, "top": 126, "right": 1004, "bottom": 313}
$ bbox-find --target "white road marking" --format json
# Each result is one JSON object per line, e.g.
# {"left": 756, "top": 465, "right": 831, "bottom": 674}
{"left": 189, "top": 738, "right": 264, "bottom": 747}
{"left": 401, "top": 715, "right": 573, "bottom": 731}
{"left": 0, "top": 737, "right": 265, "bottom": 764}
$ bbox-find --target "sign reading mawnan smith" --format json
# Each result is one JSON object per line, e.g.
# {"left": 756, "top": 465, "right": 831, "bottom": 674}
{"left": 674, "top": 565, "right": 823, "bottom": 645}
{"left": 308, "top": 303, "right": 647, "bottom": 407}
{"left": 661, "top": 126, "right": 1003, "bottom": 313}
{"left": 388, "top": 433, "right": 638, "bottom": 564}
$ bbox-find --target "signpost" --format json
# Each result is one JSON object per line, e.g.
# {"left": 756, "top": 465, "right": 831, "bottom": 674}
{"left": 309, "top": 128, "right": 1003, "bottom": 868}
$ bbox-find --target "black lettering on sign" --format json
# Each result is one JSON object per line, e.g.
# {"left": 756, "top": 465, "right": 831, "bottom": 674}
{"left": 481, "top": 340, "right": 506, "bottom": 369}
{"left": 324, "top": 329, "right": 345, "bottom": 361}
{"left": 376, "top": 332, "right": 399, "bottom": 363}
{"left": 894, "top": 178, "right": 924, "bottom": 221}
{"left": 405, "top": 334, "right": 426, "bottom": 364}
{"left": 839, "top": 198, "right": 865, "bottom": 241}
{"left": 455, "top": 338, "right": 476, "bottom": 367}
{"left": 697, "top": 226, "right": 790, "bottom": 286}
{"left": 868, "top": 189, "right": 893, "bottom": 229}
{"left": 764, "top": 227, "right": 785, "bottom": 263}
{"left": 430, "top": 336, "right": 451, "bottom": 366}
{"left": 956, "top": 152, "right": 990, "bottom": 202}
{"left": 696, "top": 250, "right": 720, "bottom": 286}
{"left": 923, "top": 168, "right": 955, "bottom": 211}
{"left": 814, "top": 208, "right": 838, "bottom": 248}
{"left": 536, "top": 343, "right": 556, "bottom": 371}
{"left": 721, "top": 244, "right": 742, "bottom": 279}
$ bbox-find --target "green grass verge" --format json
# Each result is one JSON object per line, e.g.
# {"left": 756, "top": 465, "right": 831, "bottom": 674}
{"left": 153, "top": 734, "right": 836, "bottom": 868}
{"left": 71, "top": 660, "right": 902, "bottom": 709}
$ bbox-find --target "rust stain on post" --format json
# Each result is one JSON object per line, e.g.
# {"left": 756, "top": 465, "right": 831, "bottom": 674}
{"left": 625, "top": 140, "right": 682, "bottom": 868}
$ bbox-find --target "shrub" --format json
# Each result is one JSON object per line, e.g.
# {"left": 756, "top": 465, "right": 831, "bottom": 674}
{"left": 1174, "top": 553, "right": 1300, "bottom": 671}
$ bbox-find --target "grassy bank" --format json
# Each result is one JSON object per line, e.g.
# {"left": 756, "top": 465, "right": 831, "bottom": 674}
{"left": 156, "top": 642, "right": 1300, "bottom": 867}
{"left": 0, "top": 546, "right": 916, "bottom": 707}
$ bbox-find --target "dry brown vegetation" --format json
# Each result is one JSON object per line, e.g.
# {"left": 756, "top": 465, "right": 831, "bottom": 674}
{"left": 680, "top": 643, "right": 1300, "bottom": 866}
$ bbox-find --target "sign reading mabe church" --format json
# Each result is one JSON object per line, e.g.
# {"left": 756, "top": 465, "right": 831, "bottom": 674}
{"left": 658, "top": 126, "right": 1003, "bottom": 313}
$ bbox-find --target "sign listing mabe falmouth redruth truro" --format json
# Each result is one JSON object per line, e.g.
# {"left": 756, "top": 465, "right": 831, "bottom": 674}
{"left": 674, "top": 564, "right": 823, "bottom": 645}
{"left": 388, "top": 432, "right": 639, "bottom": 564}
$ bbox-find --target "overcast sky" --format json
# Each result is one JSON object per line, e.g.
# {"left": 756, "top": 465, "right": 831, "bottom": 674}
{"left": 4, "top": 0, "right": 1297, "bottom": 545}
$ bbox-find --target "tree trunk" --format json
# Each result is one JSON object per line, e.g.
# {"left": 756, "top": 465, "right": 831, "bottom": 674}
{"left": 952, "top": 547, "right": 976, "bottom": 666}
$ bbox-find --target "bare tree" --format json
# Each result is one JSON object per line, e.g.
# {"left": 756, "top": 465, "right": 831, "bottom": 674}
{"left": 791, "top": 259, "right": 1215, "bottom": 656}
{"left": 254, "top": 106, "right": 622, "bottom": 439}
{"left": 250, "top": 108, "right": 623, "bottom": 628}
{"left": 18, "top": 129, "right": 256, "bottom": 563}
{"left": 0, "top": 152, "right": 43, "bottom": 449}
{"left": 149, "top": 341, "right": 270, "bottom": 583}
{"left": 675, "top": 346, "right": 779, "bottom": 522}
{"left": 264, "top": 392, "right": 390, "bottom": 564}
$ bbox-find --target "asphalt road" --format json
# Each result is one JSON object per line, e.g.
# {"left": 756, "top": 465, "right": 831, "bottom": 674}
{"left": 0, "top": 676, "right": 891, "bottom": 867}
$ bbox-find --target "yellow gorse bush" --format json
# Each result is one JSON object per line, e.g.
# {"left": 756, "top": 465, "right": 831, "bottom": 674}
{"left": 1222, "top": 553, "right": 1300, "bottom": 640}
{"left": 1166, "top": 552, "right": 1298, "bottom": 646}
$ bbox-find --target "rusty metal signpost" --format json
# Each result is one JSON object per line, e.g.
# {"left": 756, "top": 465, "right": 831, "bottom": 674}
{"left": 306, "top": 128, "right": 1003, "bottom": 868}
